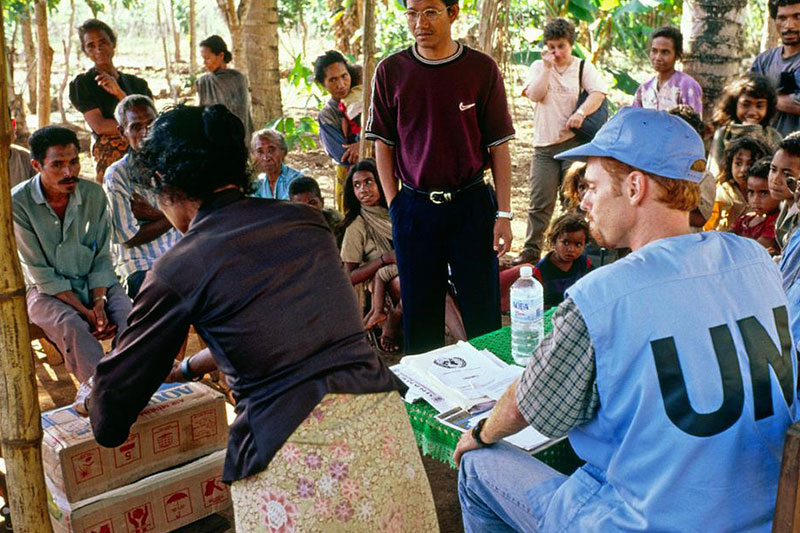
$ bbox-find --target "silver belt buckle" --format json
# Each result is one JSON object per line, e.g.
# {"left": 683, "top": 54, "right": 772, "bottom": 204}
{"left": 429, "top": 191, "right": 451, "bottom": 204}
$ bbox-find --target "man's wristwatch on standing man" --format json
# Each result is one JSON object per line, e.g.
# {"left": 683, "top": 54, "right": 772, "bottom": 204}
{"left": 496, "top": 211, "right": 513, "bottom": 220}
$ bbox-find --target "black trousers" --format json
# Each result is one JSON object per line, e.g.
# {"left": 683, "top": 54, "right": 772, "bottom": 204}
{"left": 389, "top": 184, "right": 501, "bottom": 354}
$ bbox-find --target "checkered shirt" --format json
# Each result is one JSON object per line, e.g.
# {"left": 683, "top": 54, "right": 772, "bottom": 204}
{"left": 515, "top": 297, "right": 599, "bottom": 438}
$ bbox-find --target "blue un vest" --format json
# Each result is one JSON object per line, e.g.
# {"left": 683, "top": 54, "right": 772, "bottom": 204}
{"left": 546, "top": 232, "right": 796, "bottom": 532}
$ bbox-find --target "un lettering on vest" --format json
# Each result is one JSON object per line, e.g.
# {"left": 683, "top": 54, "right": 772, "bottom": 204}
{"left": 651, "top": 305, "right": 794, "bottom": 437}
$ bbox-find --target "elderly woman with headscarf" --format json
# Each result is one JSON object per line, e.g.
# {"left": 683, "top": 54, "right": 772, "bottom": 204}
{"left": 84, "top": 104, "right": 438, "bottom": 531}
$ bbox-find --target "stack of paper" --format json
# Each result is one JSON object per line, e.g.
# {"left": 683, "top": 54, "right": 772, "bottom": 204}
{"left": 391, "top": 341, "right": 555, "bottom": 452}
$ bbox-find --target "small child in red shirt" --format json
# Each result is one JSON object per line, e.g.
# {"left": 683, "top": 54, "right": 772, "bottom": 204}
{"left": 731, "top": 157, "right": 780, "bottom": 255}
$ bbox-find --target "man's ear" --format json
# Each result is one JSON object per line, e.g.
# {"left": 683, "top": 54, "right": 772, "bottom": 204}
{"left": 31, "top": 158, "right": 43, "bottom": 175}
{"left": 627, "top": 170, "right": 648, "bottom": 206}
{"left": 118, "top": 124, "right": 125, "bottom": 138}
{"left": 448, "top": 4, "right": 459, "bottom": 20}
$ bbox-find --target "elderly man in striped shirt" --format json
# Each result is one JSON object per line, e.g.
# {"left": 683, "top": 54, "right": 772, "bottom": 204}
{"left": 104, "top": 95, "right": 180, "bottom": 298}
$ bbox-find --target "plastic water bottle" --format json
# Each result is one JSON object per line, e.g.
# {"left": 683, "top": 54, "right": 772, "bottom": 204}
{"left": 510, "top": 266, "right": 544, "bottom": 365}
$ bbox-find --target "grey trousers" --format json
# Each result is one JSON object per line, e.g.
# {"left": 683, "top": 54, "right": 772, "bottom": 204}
{"left": 523, "top": 136, "right": 584, "bottom": 256}
{"left": 27, "top": 284, "right": 132, "bottom": 382}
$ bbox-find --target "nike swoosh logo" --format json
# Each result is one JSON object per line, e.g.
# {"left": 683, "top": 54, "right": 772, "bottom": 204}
{"left": 459, "top": 102, "right": 476, "bottom": 111}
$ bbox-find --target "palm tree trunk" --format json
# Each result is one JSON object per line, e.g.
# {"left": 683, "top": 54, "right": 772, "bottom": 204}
{"left": 189, "top": 0, "right": 198, "bottom": 77}
{"left": 0, "top": 11, "right": 54, "bottom": 532}
{"left": 245, "top": 0, "right": 282, "bottom": 127}
{"left": 680, "top": 0, "right": 748, "bottom": 120}
{"left": 20, "top": 7, "right": 36, "bottom": 115}
{"left": 359, "top": 0, "right": 375, "bottom": 159}
{"left": 215, "top": 0, "right": 252, "bottom": 75}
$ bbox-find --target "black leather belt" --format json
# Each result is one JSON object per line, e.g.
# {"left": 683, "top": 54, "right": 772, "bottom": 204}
{"left": 402, "top": 174, "right": 488, "bottom": 204}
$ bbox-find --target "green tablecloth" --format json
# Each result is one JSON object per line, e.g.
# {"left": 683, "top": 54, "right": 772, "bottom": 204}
{"left": 404, "top": 309, "right": 583, "bottom": 473}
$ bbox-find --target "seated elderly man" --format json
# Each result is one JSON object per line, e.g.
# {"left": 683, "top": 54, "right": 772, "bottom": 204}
{"left": 12, "top": 126, "right": 131, "bottom": 387}
{"left": 250, "top": 128, "right": 304, "bottom": 200}
{"left": 104, "top": 94, "right": 180, "bottom": 298}
{"left": 455, "top": 108, "right": 796, "bottom": 532}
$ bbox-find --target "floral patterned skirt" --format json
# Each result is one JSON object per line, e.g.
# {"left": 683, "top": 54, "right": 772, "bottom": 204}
{"left": 91, "top": 133, "right": 129, "bottom": 183}
{"left": 230, "top": 391, "right": 439, "bottom": 532}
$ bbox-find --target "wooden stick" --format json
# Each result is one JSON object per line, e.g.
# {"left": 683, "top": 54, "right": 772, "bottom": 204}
{"left": 359, "top": 0, "right": 375, "bottom": 159}
{"left": 0, "top": 10, "right": 54, "bottom": 532}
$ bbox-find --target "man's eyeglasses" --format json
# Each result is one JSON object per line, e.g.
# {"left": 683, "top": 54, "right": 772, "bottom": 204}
{"left": 787, "top": 176, "right": 798, "bottom": 194}
{"left": 404, "top": 7, "right": 449, "bottom": 22}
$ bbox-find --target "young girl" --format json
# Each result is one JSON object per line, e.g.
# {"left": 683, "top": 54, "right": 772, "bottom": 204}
{"left": 533, "top": 213, "right": 592, "bottom": 309}
{"left": 707, "top": 74, "right": 781, "bottom": 178}
{"left": 704, "top": 134, "right": 773, "bottom": 232}
{"left": 731, "top": 157, "right": 781, "bottom": 254}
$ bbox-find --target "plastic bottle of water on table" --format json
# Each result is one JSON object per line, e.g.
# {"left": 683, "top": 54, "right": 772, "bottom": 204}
{"left": 510, "top": 266, "right": 544, "bottom": 366}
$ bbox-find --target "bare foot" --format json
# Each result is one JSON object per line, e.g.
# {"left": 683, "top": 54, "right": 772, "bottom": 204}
{"left": 365, "top": 311, "right": 387, "bottom": 329}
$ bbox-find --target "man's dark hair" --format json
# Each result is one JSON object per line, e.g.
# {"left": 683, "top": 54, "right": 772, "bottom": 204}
{"left": 339, "top": 158, "right": 387, "bottom": 232}
{"left": 748, "top": 157, "right": 773, "bottom": 180}
{"left": 200, "top": 35, "right": 232, "bottom": 63}
{"left": 289, "top": 176, "right": 322, "bottom": 198}
{"left": 138, "top": 104, "right": 251, "bottom": 202}
{"left": 77, "top": 19, "right": 117, "bottom": 53}
{"left": 769, "top": 0, "right": 800, "bottom": 19}
{"left": 713, "top": 74, "right": 777, "bottom": 127}
{"left": 547, "top": 212, "right": 590, "bottom": 244}
{"left": 722, "top": 134, "right": 773, "bottom": 184}
{"left": 312, "top": 50, "right": 361, "bottom": 86}
{"left": 29, "top": 126, "right": 80, "bottom": 163}
{"left": 401, "top": 0, "right": 457, "bottom": 6}
{"left": 650, "top": 26, "right": 683, "bottom": 57}
{"left": 779, "top": 131, "right": 800, "bottom": 158}
{"left": 668, "top": 105, "right": 705, "bottom": 137}
{"left": 543, "top": 18, "right": 575, "bottom": 45}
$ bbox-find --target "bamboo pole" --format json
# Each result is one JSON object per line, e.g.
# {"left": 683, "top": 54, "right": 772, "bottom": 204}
{"left": 0, "top": 11, "right": 55, "bottom": 532}
{"left": 359, "top": 0, "right": 375, "bottom": 159}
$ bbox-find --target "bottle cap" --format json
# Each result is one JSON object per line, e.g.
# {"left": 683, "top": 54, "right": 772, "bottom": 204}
{"left": 520, "top": 266, "right": 533, "bottom": 278}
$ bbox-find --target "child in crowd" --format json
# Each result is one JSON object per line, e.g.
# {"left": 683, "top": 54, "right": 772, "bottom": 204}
{"left": 289, "top": 176, "right": 344, "bottom": 246}
{"left": 533, "top": 213, "right": 592, "bottom": 309}
{"left": 704, "top": 134, "right": 773, "bottom": 232}
{"left": 708, "top": 74, "right": 781, "bottom": 177}
{"left": 731, "top": 157, "right": 780, "bottom": 254}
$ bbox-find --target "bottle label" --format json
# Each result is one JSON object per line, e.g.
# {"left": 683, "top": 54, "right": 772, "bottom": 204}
{"left": 512, "top": 299, "right": 542, "bottom": 322}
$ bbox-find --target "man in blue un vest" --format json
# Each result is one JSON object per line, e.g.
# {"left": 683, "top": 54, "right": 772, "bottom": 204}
{"left": 455, "top": 107, "right": 797, "bottom": 532}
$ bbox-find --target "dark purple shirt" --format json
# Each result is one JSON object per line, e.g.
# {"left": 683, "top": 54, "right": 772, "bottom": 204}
{"left": 88, "top": 190, "right": 396, "bottom": 483}
{"left": 365, "top": 43, "right": 514, "bottom": 190}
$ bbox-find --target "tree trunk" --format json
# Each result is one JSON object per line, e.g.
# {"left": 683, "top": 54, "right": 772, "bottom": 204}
{"left": 478, "top": 0, "right": 503, "bottom": 59}
{"left": 170, "top": 0, "right": 182, "bottom": 64}
{"left": 0, "top": 12, "right": 54, "bottom": 533}
{"left": 359, "top": 0, "right": 375, "bottom": 159}
{"left": 761, "top": 11, "right": 780, "bottom": 53}
{"left": 20, "top": 8, "right": 36, "bottom": 115}
{"left": 189, "top": 0, "right": 198, "bottom": 76}
{"left": 34, "top": 0, "right": 53, "bottom": 128}
{"left": 58, "top": 0, "right": 76, "bottom": 124}
{"left": 215, "top": 0, "right": 252, "bottom": 75}
{"left": 680, "top": 0, "right": 748, "bottom": 121}
{"left": 245, "top": 0, "right": 282, "bottom": 127}
{"left": 157, "top": 0, "right": 177, "bottom": 102}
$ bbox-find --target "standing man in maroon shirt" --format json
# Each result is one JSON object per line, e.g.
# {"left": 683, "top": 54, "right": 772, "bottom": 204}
{"left": 365, "top": 0, "right": 515, "bottom": 354}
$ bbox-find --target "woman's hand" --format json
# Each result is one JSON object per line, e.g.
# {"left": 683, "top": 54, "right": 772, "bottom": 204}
{"left": 541, "top": 49, "right": 555, "bottom": 70}
{"left": 566, "top": 111, "right": 586, "bottom": 130}
{"left": 95, "top": 71, "right": 126, "bottom": 100}
{"left": 379, "top": 251, "right": 396, "bottom": 266}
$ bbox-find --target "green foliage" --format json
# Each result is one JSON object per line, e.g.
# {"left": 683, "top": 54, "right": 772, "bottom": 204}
{"left": 266, "top": 116, "right": 319, "bottom": 151}
{"left": 287, "top": 53, "right": 325, "bottom": 108}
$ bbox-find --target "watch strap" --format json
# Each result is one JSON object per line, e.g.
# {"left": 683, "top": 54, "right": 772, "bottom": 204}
{"left": 472, "top": 417, "right": 489, "bottom": 447}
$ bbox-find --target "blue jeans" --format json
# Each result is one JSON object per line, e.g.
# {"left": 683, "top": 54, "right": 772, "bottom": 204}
{"left": 458, "top": 442, "right": 567, "bottom": 532}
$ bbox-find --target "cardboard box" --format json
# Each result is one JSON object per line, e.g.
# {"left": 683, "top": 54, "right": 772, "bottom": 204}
{"left": 48, "top": 450, "right": 231, "bottom": 533}
{"left": 42, "top": 382, "right": 228, "bottom": 503}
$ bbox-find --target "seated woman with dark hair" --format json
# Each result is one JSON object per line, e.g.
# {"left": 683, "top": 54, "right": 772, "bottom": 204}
{"left": 85, "top": 105, "right": 438, "bottom": 531}
{"left": 70, "top": 18, "right": 153, "bottom": 183}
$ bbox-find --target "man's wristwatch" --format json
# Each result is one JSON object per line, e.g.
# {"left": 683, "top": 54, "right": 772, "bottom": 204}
{"left": 496, "top": 211, "right": 513, "bottom": 220}
{"left": 575, "top": 108, "right": 586, "bottom": 117}
{"left": 93, "top": 294, "right": 108, "bottom": 304}
{"left": 472, "top": 417, "right": 491, "bottom": 447}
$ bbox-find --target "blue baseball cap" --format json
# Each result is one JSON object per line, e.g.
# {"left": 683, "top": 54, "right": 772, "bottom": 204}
{"left": 555, "top": 107, "right": 707, "bottom": 183}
